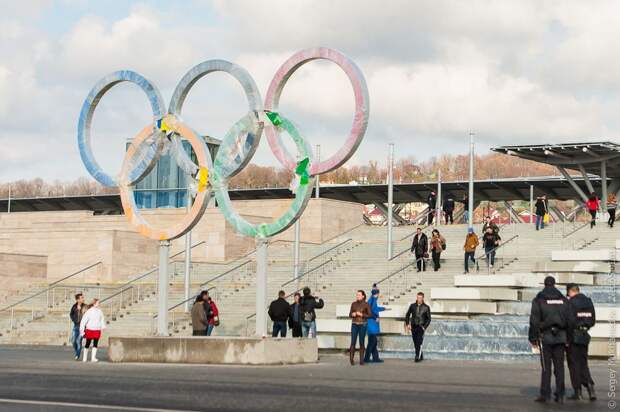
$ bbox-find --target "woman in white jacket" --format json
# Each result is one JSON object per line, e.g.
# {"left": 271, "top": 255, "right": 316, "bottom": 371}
{"left": 79, "top": 299, "right": 106, "bottom": 362}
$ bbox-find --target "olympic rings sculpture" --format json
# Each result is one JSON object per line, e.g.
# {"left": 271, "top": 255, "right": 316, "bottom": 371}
{"left": 77, "top": 47, "right": 369, "bottom": 241}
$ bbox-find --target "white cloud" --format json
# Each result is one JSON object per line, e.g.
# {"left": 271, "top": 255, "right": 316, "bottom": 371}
{"left": 1, "top": 0, "right": 620, "bottom": 181}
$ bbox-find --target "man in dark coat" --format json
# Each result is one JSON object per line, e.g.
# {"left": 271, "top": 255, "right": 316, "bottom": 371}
{"left": 566, "top": 283, "right": 597, "bottom": 401}
{"left": 427, "top": 191, "right": 437, "bottom": 225}
{"left": 268, "top": 290, "right": 291, "bottom": 338}
{"left": 404, "top": 292, "right": 431, "bottom": 362}
{"left": 528, "top": 276, "right": 570, "bottom": 403}
{"left": 443, "top": 194, "right": 455, "bottom": 224}
{"left": 300, "top": 287, "right": 324, "bottom": 338}
{"left": 535, "top": 196, "right": 548, "bottom": 230}
{"left": 410, "top": 228, "right": 428, "bottom": 272}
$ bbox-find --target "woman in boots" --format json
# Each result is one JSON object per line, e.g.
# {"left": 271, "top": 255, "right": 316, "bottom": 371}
{"left": 349, "top": 290, "right": 371, "bottom": 365}
{"left": 79, "top": 298, "right": 106, "bottom": 363}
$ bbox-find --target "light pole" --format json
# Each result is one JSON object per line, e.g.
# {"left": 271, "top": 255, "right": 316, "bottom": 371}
{"left": 468, "top": 132, "right": 474, "bottom": 228}
{"left": 315, "top": 144, "right": 320, "bottom": 199}
{"left": 387, "top": 143, "right": 394, "bottom": 259}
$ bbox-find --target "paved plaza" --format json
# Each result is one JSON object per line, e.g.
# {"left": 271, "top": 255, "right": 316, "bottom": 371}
{"left": 0, "top": 345, "right": 613, "bottom": 411}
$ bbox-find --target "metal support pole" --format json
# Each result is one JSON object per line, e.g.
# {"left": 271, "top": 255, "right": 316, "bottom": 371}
{"left": 255, "top": 237, "right": 269, "bottom": 337}
{"left": 468, "top": 132, "right": 474, "bottom": 228}
{"left": 530, "top": 185, "right": 534, "bottom": 225}
{"left": 387, "top": 143, "right": 394, "bottom": 259}
{"left": 7, "top": 184, "right": 11, "bottom": 213}
{"left": 601, "top": 161, "right": 608, "bottom": 212}
{"left": 436, "top": 169, "right": 442, "bottom": 226}
{"left": 557, "top": 166, "right": 589, "bottom": 202}
{"left": 293, "top": 220, "right": 301, "bottom": 280}
{"left": 183, "top": 201, "right": 192, "bottom": 313}
{"left": 578, "top": 164, "right": 595, "bottom": 194}
{"left": 157, "top": 241, "right": 170, "bottom": 336}
{"left": 315, "top": 145, "right": 320, "bottom": 199}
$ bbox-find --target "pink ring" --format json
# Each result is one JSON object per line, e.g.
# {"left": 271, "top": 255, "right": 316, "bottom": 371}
{"left": 264, "top": 47, "right": 369, "bottom": 175}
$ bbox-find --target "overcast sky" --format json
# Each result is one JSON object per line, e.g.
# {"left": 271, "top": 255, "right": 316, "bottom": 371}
{"left": 1, "top": 0, "right": 619, "bottom": 181}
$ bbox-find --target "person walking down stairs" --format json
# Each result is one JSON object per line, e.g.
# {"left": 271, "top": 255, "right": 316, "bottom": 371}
{"left": 349, "top": 290, "right": 371, "bottom": 365}
{"left": 429, "top": 229, "right": 446, "bottom": 272}
{"left": 463, "top": 228, "right": 479, "bottom": 274}
{"left": 79, "top": 299, "right": 106, "bottom": 363}
{"left": 607, "top": 193, "right": 617, "bottom": 228}
{"left": 534, "top": 196, "right": 548, "bottom": 231}
{"left": 405, "top": 292, "right": 431, "bottom": 363}
{"left": 482, "top": 227, "right": 501, "bottom": 270}
{"left": 410, "top": 228, "right": 428, "bottom": 272}
{"left": 586, "top": 192, "right": 600, "bottom": 229}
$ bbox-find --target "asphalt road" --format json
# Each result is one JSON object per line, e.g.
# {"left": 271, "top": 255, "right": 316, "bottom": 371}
{"left": 0, "top": 345, "right": 613, "bottom": 411}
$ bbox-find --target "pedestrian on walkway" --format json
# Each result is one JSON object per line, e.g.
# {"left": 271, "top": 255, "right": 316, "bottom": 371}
{"left": 443, "top": 194, "right": 455, "bottom": 224}
{"left": 410, "top": 228, "right": 428, "bottom": 272}
{"left": 427, "top": 191, "right": 437, "bottom": 225}
{"left": 200, "top": 290, "right": 214, "bottom": 334}
{"left": 69, "top": 293, "right": 87, "bottom": 360}
{"left": 535, "top": 196, "right": 548, "bottom": 230}
{"left": 405, "top": 292, "right": 431, "bottom": 362}
{"left": 349, "top": 290, "right": 371, "bottom": 365}
{"left": 429, "top": 229, "right": 446, "bottom": 272}
{"left": 463, "top": 228, "right": 479, "bottom": 273}
{"left": 268, "top": 290, "right": 291, "bottom": 338}
{"left": 528, "top": 276, "right": 570, "bottom": 403}
{"left": 206, "top": 294, "right": 219, "bottom": 336}
{"left": 191, "top": 294, "right": 208, "bottom": 336}
{"left": 586, "top": 192, "right": 599, "bottom": 228}
{"left": 462, "top": 196, "right": 469, "bottom": 224}
{"left": 482, "top": 216, "right": 499, "bottom": 236}
{"left": 79, "top": 299, "right": 106, "bottom": 363}
{"left": 364, "top": 284, "right": 387, "bottom": 363}
{"left": 300, "top": 287, "right": 324, "bottom": 338}
{"left": 566, "top": 283, "right": 597, "bottom": 401}
{"left": 482, "top": 227, "right": 501, "bottom": 269}
{"left": 289, "top": 292, "right": 303, "bottom": 338}
{"left": 607, "top": 193, "right": 617, "bottom": 228}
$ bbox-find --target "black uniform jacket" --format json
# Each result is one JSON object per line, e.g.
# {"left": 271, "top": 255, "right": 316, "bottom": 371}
{"left": 568, "top": 293, "right": 596, "bottom": 345}
{"left": 528, "top": 286, "right": 570, "bottom": 345}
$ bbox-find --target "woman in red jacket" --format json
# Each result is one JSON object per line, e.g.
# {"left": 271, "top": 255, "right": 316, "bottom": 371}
{"left": 586, "top": 192, "right": 600, "bottom": 229}
{"left": 206, "top": 296, "right": 219, "bottom": 336}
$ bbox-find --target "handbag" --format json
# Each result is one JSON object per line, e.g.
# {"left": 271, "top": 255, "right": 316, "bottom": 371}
{"left": 213, "top": 316, "right": 220, "bottom": 327}
{"left": 543, "top": 213, "right": 550, "bottom": 224}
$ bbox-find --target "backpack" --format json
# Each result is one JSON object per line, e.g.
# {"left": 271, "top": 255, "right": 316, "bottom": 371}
{"left": 441, "top": 241, "right": 446, "bottom": 251}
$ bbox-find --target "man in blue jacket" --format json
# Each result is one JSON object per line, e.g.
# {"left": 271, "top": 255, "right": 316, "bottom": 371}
{"left": 364, "top": 284, "right": 387, "bottom": 363}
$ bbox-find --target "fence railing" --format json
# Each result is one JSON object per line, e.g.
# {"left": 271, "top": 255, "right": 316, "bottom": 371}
{"left": 475, "top": 234, "right": 519, "bottom": 274}
{"left": 0, "top": 261, "right": 104, "bottom": 332}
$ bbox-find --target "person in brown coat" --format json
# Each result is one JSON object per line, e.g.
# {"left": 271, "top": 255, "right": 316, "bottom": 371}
{"left": 463, "top": 227, "right": 479, "bottom": 273}
{"left": 191, "top": 294, "right": 208, "bottom": 336}
{"left": 349, "top": 290, "right": 372, "bottom": 365}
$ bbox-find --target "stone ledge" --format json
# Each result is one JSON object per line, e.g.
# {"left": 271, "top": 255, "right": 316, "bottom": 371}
{"left": 108, "top": 336, "right": 318, "bottom": 365}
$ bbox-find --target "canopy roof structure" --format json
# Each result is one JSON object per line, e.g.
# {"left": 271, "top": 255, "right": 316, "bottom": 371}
{"left": 0, "top": 176, "right": 599, "bottom": 214}
{"left": 492, "top": 141, "right": 620, "bottom": 203}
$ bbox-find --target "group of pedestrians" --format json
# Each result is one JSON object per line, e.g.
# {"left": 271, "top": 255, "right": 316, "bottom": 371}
{"left": 528, "top": 276, "right": 597, "bottom": 403}
{"left": 268, "top": 287, "right": 324, "bottom": 338}
{"left": 191, "top": 290, "right": 219, "bottom": 336}
{"left": 410, "top": 228, "right": 447, "bottom": 272}
{"left": 347, "top": 285, "right": 431, "bottom": 365}
{"left": 426, "top": 191, "right": 467, "bottom": 225}
{"left": 70, "top": 293, "right": 106, "bottom": 363}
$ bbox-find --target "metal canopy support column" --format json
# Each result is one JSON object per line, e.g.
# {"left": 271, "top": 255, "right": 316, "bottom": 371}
{"left": 315, "top": 145, "right": 320, "bottom": 199}
{"left": 601, "top": 161, "right": 608, "bottom": 211}
{"left": 529, "top": 185, "right": 534, "bottom": 226}
{"left": 578, "top": 164, "right": 595, "bottom": 194}
{"left": 183, "top": 200, "right": 192, "bottom": 313}
{"left": 468, "top": 132, "right": 475, "bottom": 229}
{"left": 437, "top": 170, "right": 442, "bottom": 226}
{"left": 557, "top": 166, "right": 589, "bottom": 202}
{"left": 387, "top": 143, "right": 394, "bottom": 260}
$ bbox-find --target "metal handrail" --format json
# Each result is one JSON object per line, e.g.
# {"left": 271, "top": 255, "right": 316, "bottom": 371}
{"left": 0, "top": 261, "right": 102, "bottom": 312}
{"left": 563, "top": 219, "right": 591, "bottom": 239}
{"left": 306, "top": 238, "right": 352, "bottom": 265}
{"left": 375, "top": 260, "right": 418, "bottom": 286}
{"left": 281, "top": 258, "right": 333, "bottom": 288}
{"left": 198, "top": 260, "right": 254, "bottom": 288}
{"left": 153, "top": 286, "right": 217, "bottom": 319}
{"left": 475, "top": 234, "right": 519, "bottom": 260}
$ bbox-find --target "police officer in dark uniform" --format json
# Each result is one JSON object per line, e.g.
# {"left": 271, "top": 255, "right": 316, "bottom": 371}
{"left": 528, "top": 276, "right": 570, "bottom": 403}
{"left": 566, "top": 283, "right": 597, "bottom": 401}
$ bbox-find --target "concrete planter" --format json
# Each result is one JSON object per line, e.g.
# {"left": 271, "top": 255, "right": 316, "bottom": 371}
{"left": 108, "top": 336, "right": 318, "bottom": 365}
